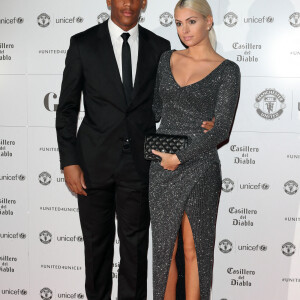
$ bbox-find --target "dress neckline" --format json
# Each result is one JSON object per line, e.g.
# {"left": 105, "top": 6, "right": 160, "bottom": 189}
{"left": 168, "top": 50, "right": 227, "bottom": 89}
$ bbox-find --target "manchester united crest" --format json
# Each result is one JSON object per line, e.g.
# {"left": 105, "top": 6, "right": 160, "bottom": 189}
{"left": 224, "top": 12, "right": 238, "bottom": 27}
{"left": 284, "top": 180, "right": 299, "bottom": 195}
{"left": 97, "top": 12, "right": 110, "bottom": 24}
{"left": 160, "top": 12, "right": 173, "bottom": 27}
{"left": 39, "top": 171, "right": 52, "bottom": 185}
{"left": 254, "top": 89, "right": 286, "bottom": 120}
{"left": 222, "top": 178, "right": 234, "bottom": 192}
{"left": 40, "top": 230, "right": 52, "bottom": 244}
{"left": 289, "top": 12, "right": 300, "bottom": 27}
{"left": 40, "top": 288, "right": 53, "bottom": 300}
{"left": 219, "top": 239, "right": 233, "bottom": 253}
{"left": 37, "top": 13, "right": 51, "bottom": 28}
{"left": 282, "top": 242, "right": 296, "bottom": 256}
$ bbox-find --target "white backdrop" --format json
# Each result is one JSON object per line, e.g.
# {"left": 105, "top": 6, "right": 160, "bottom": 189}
{"left": 0, "top": 0, "right": 300, "bottom": 299}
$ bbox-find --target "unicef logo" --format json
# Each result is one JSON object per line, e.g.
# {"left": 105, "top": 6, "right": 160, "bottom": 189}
{"left": 76, "top": 17, "right": 84, "bottom": 23}
{"left": 254, "top": 89, "right": 286, "bottom": 120}
{"left": 282, "top": 242, "right": 296, "bottom": 256}
{"left": 40, "top": 230, "right": 52, "bottom": 244}
{"left": 37, "top": 13, "right": 51, "bottom": 28}
{"left": 17, "top": 17, "right": 24, "bottom": 24}
{"left": 97, "top": 12, "right": 110, "bottom": 24}
{"left": 219, "top": 239, "right": 233, "bottom": 254}
{"left": 284, "top": 180, "right": 299, "bottom": 195}
{"left": 18, "top": 174, "right": 26, "bottom": 181}
{"left": 259, "top": 245, "right": 267, "bottom": 251}
{"left": 21, "top": 290, "right": 27, "bottom": 295}
{"left": 77, "top": 294, "right": 84, "bottom": 299}
{"left": 224, "top": 12, "right": 238, "bottom": 27}
{"left": 262, "top": 183, "right": 270, "bottom": 190}
{"left": 160, "top": 12, "right": 173, "bottom": 27}
{"left": 19, "top": 233, "right": 26, "bottom": 239}
{"left": 77, "top": 236, "right": 84, "bottom": 242}
{"left": 39, "top": 172, "right": 52, "bottom": 186}
{"left": 289, "top": 12, "right": 300, "bottom": 27}
{"left": 40, "top": 288, "right": 53, "bottom": 300}
{"left": 222, "top": 178, "right": 234, "bottom": 192}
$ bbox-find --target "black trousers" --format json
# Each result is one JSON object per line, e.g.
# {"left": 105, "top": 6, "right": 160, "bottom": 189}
{"left": 78, "top": 151, "right": 150, "bottom": 300}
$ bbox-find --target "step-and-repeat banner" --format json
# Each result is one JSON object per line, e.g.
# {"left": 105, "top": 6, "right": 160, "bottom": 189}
{"left": 0, "top": 0, "right": 299, "bottom": 299}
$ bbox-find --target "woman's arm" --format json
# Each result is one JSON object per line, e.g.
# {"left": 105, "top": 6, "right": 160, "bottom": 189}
{"left": 176, "top": 62, "right": 241, "bottom": 164}
{"left": 152, "top": 52, "right": 168, "bottom": 123}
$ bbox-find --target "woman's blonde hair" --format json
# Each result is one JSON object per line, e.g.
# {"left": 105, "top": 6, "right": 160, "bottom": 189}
{"left": 175, "top": 0, "right": 216, "bottom": 49}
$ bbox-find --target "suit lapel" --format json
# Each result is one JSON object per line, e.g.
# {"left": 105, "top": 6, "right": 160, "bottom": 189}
{"left": 97, "top": 21, "right": 127, "bottom": 112}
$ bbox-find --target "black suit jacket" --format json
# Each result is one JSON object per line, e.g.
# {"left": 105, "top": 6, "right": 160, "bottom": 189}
{"left": 56, "top": 20, "right": 171, "bottom": 187}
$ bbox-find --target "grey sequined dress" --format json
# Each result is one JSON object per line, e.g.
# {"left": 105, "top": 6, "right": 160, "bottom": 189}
{"left": 149, "top": 50, "right": 240, "bottom": 300}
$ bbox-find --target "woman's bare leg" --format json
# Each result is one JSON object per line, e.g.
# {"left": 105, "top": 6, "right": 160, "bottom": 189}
{"left": 164, "top": 236, "right": 178, "bottom": 300}
{"left": 182, "top": 212, "right": 200, "bottom": 300}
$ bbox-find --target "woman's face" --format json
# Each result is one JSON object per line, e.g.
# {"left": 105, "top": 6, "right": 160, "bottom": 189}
{"left": 174, "top": 7, "right": 212, "bottom": 47}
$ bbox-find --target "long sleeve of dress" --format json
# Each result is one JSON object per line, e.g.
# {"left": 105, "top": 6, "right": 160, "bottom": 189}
{"left": 176, "top": 62, "right": 241, "bottom": 164}
{"left": 152, "top": 53, "right": 166, "bottom": 122}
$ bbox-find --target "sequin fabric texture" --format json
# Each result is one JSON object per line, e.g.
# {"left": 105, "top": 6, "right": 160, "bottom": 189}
{"left": 149, "top": 50, "right": 241, "bottom": 300}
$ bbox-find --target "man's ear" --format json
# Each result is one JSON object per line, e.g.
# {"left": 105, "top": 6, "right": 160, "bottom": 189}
{"left": 142, "top": 0, "right": 147, "bottom": 10}
{"left": 107, "top": 0, "right": 112, "bottom": 9}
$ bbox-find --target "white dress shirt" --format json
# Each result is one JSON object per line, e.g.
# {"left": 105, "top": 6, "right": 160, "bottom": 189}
{"left": 108, "top": 18, "right": 139, "bottom": 85}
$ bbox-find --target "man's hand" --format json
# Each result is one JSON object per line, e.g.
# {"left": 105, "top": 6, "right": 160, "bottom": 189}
{"left": 64, "top": 165, "right": 87, "bottom": 196}
{"left": 152, "top": 150, "right": 181, "bottom": 171}
{"left": 202, "top": 117, "right": 215, "bottom": 133}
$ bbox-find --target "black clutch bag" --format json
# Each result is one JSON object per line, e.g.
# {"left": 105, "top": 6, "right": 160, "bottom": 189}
{"left": 144, "top": 134, "right": 188, "bottom": 161}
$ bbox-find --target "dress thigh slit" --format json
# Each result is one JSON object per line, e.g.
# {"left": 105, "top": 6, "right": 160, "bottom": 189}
{"left": 184, "top": 163, "right": 222, "bottom": 300}
{"left": 150, "top": 161, "right": 221, "bottom": 300}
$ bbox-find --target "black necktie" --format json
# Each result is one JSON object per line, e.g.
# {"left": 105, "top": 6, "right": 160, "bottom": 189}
{"left": 121, "top": 32, "right": 133, "bottom": 105}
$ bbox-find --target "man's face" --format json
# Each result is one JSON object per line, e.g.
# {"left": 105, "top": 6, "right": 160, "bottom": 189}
{"left": 107, "top": 0, "right": 147, "bottom": 31}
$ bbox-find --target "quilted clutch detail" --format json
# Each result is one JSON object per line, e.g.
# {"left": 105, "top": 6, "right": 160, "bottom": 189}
{"left": 144, "top": 134, "right": 188, "bottom": 161}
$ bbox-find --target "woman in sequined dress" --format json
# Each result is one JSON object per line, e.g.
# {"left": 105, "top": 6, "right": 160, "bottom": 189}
{"left": 149, "top": 0, "right": 241, "bottom": 299}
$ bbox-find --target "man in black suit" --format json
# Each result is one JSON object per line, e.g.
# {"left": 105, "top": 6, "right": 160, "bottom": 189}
{"left": 56, "top": 1, "right": 170, "bottom": 299}
{"left": 56, "top": 0, "right": 214, "bottom": 299}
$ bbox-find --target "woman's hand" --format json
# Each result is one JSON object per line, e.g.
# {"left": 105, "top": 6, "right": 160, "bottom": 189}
{"left": 152, "top": 150, "right": 181, "bottom": 171}
{"left": 202, "top": 117, "right": 215, "bottom": 133}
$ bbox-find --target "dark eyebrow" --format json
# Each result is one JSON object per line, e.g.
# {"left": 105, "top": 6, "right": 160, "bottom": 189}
{"left": 175, "top": 16, "right": 199, "bottom": 22}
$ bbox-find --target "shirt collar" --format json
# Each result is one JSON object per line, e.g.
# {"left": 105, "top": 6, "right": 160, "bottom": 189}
{"left": 108, "top": 18, "right": 139, "bottom": 42}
